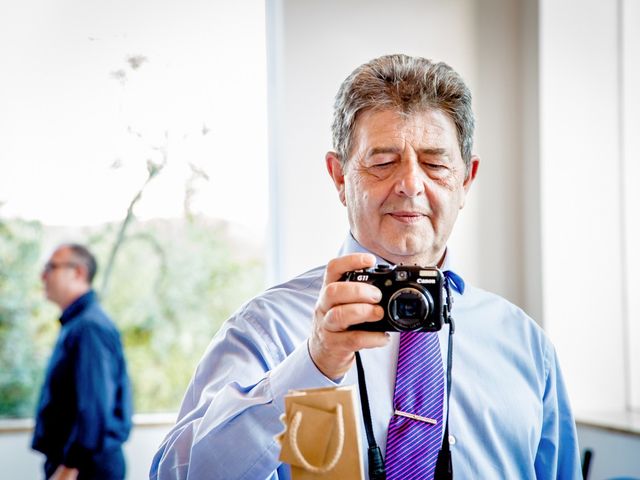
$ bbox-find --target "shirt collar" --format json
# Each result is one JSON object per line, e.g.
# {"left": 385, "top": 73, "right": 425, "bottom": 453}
{"left": 439, "top": 249, "right": 466, "bottom": 294}
{"left": 338, "top": 232, "right": 466, "bottom": 294}
{"left": 59, "top": 290, "right": 96, "bottom": 325}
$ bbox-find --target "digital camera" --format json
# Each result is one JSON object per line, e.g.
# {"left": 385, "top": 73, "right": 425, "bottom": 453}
{"left": 341, "top": 264, "right": 446, "bottom": 332}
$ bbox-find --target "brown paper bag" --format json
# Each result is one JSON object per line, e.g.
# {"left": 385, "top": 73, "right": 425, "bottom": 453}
{"left": 276, "top": 385, "right": 364, "bottom": 479}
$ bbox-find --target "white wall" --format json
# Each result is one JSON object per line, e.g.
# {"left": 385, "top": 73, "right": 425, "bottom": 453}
{"left": 622, "top": 0, "right": 640, "bottom": 411}
{"left": 539, "top": 0, "right": 636, "bottom": 415}
{"left": 266, "top": 0, "right": 537, "bottom": 316}
{"left": 0, "top": 420, "right": 171, "bottom": 479}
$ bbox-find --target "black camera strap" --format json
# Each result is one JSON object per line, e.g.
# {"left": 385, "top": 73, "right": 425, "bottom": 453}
{"left": 355, "top": 280, "right": 455, "bottom": 480}
{"left": 355, "top": 352, "right": 387, "bottom": 480}
{"left": 434, "top": 315, "right": 454, "bottom": 479}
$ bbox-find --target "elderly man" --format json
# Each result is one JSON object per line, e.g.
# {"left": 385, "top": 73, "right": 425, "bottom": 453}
{"left": 151, "top": 54, "right": 581, "bottom": 479}
{"left": 33, "top": 244, "right": 132, "bottom": 480}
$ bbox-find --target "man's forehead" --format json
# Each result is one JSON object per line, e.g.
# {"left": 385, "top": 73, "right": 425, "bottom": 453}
{"left": 353, "top": 108, "right": 456, "bottom": 147}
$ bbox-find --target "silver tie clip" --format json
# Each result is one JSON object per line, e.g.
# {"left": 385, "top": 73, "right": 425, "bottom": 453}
{"left": 394, "top": 409, "right": 437, "bottom": 425}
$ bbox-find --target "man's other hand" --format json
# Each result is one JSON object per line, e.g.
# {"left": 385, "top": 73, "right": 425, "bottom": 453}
{"left": 50, "top": 465, "right": 79, "bottom": 480}
{"left": 309, "top": 253, "right": 389, "bottom": 380}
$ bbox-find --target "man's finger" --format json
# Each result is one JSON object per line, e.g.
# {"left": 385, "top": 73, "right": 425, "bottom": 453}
{"left": 323, "top": 253, "right": 377, "bottom": 285}
{"left": 323, "top": 303, "right": 384, "bottom": 331}
{"left": 316, "top": 281, "right": 381, "bottom": 313}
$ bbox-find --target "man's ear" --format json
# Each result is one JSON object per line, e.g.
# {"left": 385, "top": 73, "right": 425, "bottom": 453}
{"left": 73, "top": 262, "right": 90, "bottom": 285}
{"left": 326, "top": 152, "right": 347, "bottom": 206}
{"left": 460, "top": 155, "right": 480, "bottom": 209}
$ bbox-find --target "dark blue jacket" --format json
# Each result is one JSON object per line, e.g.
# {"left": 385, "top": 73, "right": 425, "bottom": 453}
{"left": 32, "top": 291, "right": 132, "bottom": 478}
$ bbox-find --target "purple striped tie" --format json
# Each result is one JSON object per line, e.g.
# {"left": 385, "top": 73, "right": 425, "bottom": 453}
{"left": 385, "top": 331, "right": 444, "bottom": 479}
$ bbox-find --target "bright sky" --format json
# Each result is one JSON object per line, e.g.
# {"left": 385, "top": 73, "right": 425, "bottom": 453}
{"left": 0, "top": 0, "right": 268, "bottom": 238}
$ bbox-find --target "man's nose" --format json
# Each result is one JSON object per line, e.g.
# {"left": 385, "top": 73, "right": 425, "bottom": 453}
{"left": 393, "top": 158, "right": 425, "bottom": 197}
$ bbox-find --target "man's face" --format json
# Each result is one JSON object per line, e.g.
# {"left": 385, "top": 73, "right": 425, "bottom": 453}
{"left": 327, "top": 108, "right": 479, "bottom": 266}
{"left": 41, "top": 247, "right": 82, "bottom": 309}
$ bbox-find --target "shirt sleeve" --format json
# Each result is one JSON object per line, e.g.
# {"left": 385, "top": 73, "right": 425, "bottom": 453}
{"left": 534, "top": 344, "right": 582, "bottom": 480}
{"left": 150, "top": 310, "right": 338, "bottom": 480}
{"left": 62, "top": 322, "right": 118, "bottom": 467}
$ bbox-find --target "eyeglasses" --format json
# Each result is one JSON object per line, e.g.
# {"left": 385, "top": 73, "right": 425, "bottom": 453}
{"left": 43, "top": 262, "right": 78, "bottom": 274}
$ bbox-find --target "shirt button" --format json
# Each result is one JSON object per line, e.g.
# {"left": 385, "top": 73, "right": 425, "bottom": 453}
{"left": 448, "top": 434, "right": 456, "bottom": 446}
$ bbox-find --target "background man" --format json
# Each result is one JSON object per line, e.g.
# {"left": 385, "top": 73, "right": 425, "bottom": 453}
{"left": 151, "top": 54, "right": 581, "bottom": 479}
{"left": 33, "top": 244, "right": 132, "bottom": 480}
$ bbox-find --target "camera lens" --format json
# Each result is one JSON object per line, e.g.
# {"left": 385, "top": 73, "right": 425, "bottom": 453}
{"left": 388, "top": 287, "right": 433, "bottom": 331}
{"left": 397, "top": 298, "right": 420, "bottom": 318}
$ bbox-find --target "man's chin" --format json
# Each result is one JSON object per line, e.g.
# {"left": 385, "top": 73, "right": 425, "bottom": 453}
{"left": 356, "top": 231, "right": 438, "bottom": 264}
{"left": 378, "top": 247, "right": 436, "bottom": 266}
{"left": 376, "top": 237, "right": 445, "bottom": 264}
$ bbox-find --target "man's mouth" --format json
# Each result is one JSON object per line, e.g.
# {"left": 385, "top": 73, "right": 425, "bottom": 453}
{"left": 387, "top": 211, "right": 426, "bottom": 224}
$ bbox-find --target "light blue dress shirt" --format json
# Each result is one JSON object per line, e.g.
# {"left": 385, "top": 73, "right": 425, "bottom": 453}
{"left": 150, "top": 235, "right": 581, "bottom": 479}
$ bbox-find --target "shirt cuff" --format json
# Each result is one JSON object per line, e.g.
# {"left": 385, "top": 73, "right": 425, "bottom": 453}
{"left": 267, "top": 339, "right": 341, "bottom": 414}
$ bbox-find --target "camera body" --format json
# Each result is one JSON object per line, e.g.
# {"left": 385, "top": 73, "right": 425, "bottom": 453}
{"left": 341, "top": 264, "right": 446, "bottom": 332}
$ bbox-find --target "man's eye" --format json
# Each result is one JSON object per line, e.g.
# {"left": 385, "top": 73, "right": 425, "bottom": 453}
{"left": 372, "top": 162, "right": 394, "bottom": 168}
{"left": 424, "top": 163, "right": 446, "bottom": 170}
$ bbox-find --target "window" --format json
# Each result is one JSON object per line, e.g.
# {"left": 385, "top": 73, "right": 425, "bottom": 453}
{"left": 0, "top": 0, "right": 268, "bottom": 417}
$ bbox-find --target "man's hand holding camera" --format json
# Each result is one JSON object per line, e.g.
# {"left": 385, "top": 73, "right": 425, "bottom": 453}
{"left": 309, "top": 253, "right": 390, "bottom": 380}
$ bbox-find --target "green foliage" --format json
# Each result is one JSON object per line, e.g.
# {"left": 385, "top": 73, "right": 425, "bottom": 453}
{"left": 93, "top": 218, "right": 265, "bottom": 412}
{"left": 0, "top": 216, "right": 265, "bottom": 417}
{"left": 0, "top": 218, "right": 57, "bottom": 418}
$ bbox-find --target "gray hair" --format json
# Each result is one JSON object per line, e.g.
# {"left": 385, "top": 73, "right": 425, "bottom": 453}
{"left": 65, "top": 243, "right": 98, "bottom": 284}
{"left": 331, "top": 54, "right": 475, "bottom": 172}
